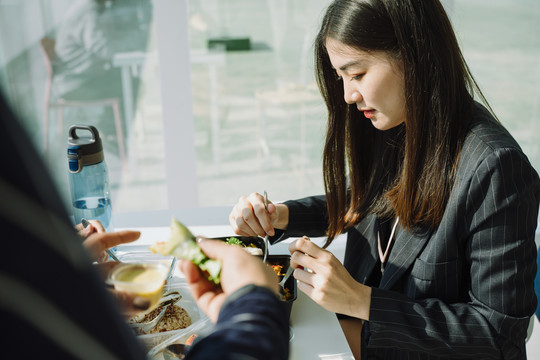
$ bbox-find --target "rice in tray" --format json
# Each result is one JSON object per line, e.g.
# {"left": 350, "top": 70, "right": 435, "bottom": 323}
{"left": 132, "top": 304, "right": 192, "bottom": 335}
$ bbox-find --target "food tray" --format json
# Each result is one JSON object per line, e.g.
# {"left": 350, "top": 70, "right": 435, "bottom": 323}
{"left": 212, "top": 236, "right": 267, "bottom": 256}
{"left": 114, "top": 246, "right": 178, "bottom": 279}
{"left": 136, "top": 277, "right": 211, "bottom": 353}
{"left": 266, "top": 254, "right": 297, "bottom": 320}
{"left": 212, "top": 238, "right": 297, "bottom": 319}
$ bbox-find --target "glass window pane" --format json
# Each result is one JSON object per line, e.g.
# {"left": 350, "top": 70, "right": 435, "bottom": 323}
{"left": 451, "top": 0, "right": 540, "bottom": 173}
{"left": 187, "top": 0, "right": 330, "bottom": 207}
{"left": 1, "top": 0, "right": 538, "bottom": 229}
{"left": 0, "top": 0, "right": 170, "bottom": 217}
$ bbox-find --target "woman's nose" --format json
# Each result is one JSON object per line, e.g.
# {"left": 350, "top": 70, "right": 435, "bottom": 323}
{"left": 343, "top": 84, "right": 361, "bottom": 104}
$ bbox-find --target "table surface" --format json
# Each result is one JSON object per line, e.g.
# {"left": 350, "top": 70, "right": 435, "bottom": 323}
{"left": 116, "top": 225, "right": 540, "bottom": 359}
{"left": 116, "top": 225, "right": 353, "bottom": 360}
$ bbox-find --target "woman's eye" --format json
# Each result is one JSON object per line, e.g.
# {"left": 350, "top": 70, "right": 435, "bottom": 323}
{"left": 351, "top": 74, "right": 364, "bottom": 81}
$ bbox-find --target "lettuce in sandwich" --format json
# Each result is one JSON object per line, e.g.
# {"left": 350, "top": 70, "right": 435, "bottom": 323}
{"left": 150, "top": 218, "right": 221, "bottom": 284}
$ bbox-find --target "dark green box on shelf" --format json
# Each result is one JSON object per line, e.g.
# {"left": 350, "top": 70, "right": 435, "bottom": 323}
{"left": 208, "top": 37, "right": 251, "bottom": 51}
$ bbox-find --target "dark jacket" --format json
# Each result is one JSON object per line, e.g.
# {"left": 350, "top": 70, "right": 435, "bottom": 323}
{"left": 275, "top": 104, "right": 540, "bottom": 359}
{"left": 0, "top": 91, "right": 289, "bottom": 360}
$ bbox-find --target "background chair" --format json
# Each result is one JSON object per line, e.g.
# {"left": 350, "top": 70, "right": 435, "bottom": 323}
{"left": 39, "top": 37, "right": 126, "bottom": 168}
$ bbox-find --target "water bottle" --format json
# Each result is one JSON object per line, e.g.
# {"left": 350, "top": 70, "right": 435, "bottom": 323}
{"left": 67, "top": 125, "right": 114, "bottom": 232}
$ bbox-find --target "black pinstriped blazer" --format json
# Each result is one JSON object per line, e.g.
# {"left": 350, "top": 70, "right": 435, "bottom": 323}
{"left": 275, "top": 104, "right": 540, "bottom": 359}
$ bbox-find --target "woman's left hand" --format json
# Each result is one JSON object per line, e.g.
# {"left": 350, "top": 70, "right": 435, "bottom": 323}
{"left": 83, "top": 230, "right": 141, "bottom": 260}
{"left": 75, "top": 219, "right": 106, "bottom": 238}
{"left": 289, "top": 236, "right": 371, "bottom": 320}
{"left": 75, "top": 220, "right": 140, "bottom": 261}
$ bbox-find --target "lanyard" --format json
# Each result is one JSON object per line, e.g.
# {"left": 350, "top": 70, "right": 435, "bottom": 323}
{"left": 377, "top": 217, "right": 399, "bottom": 274}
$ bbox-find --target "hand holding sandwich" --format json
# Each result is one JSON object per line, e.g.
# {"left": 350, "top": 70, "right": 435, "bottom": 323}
{"left": 180, "top": 238, "right": 279, "bottom": 322}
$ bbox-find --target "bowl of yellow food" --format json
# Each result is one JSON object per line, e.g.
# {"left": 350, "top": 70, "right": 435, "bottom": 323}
{"left": 110, "top": 262, "right": 169, "bottom": 309}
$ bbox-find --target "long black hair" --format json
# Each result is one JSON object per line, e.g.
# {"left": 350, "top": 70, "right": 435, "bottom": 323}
{"left": 315, "top": 0, "right": 491, "bottom": 244}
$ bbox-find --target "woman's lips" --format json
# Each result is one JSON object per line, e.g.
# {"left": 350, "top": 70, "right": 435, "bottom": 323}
{"left": 362, "top": 109, "right": 375, "bottom": 119}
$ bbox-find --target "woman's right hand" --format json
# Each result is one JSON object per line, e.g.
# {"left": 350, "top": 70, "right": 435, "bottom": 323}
{"left": 229, "top": 192, "right": 288, "bottom": 237}
{"left": 180, "top": 239, "right": 279, "bottom": 322}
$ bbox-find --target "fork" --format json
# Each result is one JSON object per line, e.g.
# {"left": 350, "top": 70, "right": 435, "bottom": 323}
{"left": 129, "top": 291, "right": 181, "bottom": 333}
{"left": 262, "top": 190, "right": 269, "bottom": 263}
{"left": 279, "top": 265, "right": 294, "bottom": 289}
{"left": 166, "top": 256, "right": 177, "bottom": 280}
{"left": 130, "top": 304, "right": 170, "bottom": 333}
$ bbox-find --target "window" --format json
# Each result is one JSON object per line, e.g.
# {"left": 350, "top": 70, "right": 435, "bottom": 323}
{"left": 451, "top": 0, "right": 540, "bottom": 175}
{"left": 0, "top": 0, "right": 538, "bottom": 229}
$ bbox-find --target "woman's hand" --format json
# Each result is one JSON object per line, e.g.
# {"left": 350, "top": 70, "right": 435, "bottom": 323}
{"left": 79, "top": 222, "right": 147, "bottom": 316}
{"left": 180, "top": 238, "right": 279, "bottom": 322}
{"left": 289, "top": 236, "right": 371, "bottom": 320}
{"left": 75, "top": 219, "right": 105, "bottom": 238}
{"left": 229, "top": 192, "right": 289, "bottom": 237}
{"left": 75, "top": 220, "right": 140, "bottom": 261}
{"left": 83, "top": 230, "right": 141, "bottom": 260}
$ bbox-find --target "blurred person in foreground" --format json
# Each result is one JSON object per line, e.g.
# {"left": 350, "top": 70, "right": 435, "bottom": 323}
{"left": 229, "top": 0, "right": 540, "bottom": 359}
{"left": 0, "top": 89, "right": 288, "bottom": 359}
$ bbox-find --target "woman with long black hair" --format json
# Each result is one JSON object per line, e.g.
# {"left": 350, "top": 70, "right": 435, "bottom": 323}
{"left": 230, "top": 0, "right": 540, "bottom": 358}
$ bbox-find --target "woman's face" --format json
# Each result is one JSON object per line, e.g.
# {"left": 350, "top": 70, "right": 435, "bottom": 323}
{"left": 326, "top": 37, "right": 406, "bottom": 131}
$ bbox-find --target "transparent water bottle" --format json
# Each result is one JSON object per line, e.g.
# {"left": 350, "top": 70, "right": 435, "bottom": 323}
{"left": 67, "top": 125, "right": 114, "bottom": 232}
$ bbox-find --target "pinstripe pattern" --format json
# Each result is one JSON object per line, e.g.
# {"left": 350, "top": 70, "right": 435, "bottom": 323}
{"left": 283, "top": 105, "right": 540, "bottom": 359}
{"left": 1, "top": 93, "right": 148, "bottom": 359}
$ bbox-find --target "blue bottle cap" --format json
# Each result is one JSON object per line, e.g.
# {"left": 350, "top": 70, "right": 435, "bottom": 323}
{"left": 67, "top": 125, "right": 105, "bottom": 173}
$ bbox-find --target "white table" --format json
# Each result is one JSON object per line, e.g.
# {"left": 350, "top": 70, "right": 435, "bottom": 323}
{"left": 116, "top": 225, "right": 353, "bottom": 360}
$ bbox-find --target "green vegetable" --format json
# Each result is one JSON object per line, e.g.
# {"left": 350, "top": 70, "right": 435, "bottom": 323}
{"left": 225, "top": 237, "right": 244, "bottom": 246}
{"left": 151, "top": 218, "right": 221, "bottom": 284}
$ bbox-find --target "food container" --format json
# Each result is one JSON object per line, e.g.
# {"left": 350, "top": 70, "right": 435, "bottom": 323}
{"left": 211, "top": 236, "right": 266, "bottom": 256}
{"left": 147, "top": 255, "right": 297, "bottom": 359}
{"left": 212, "top": 237, "right": 297, "bottom": 320}
{"left": 114, "top": 246, "right": 177, "bottom": 279}
{"left": 114, "top": 242, "right": 296, "bottom": 357}
{"left": 110, "top": 262, "right": 169, "bottom": 309}
{"left": 136, "top": 277, "right": 211, "bottom": 354}
{"left": 266, "top": 254, "right": 297, "bottom": 320}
